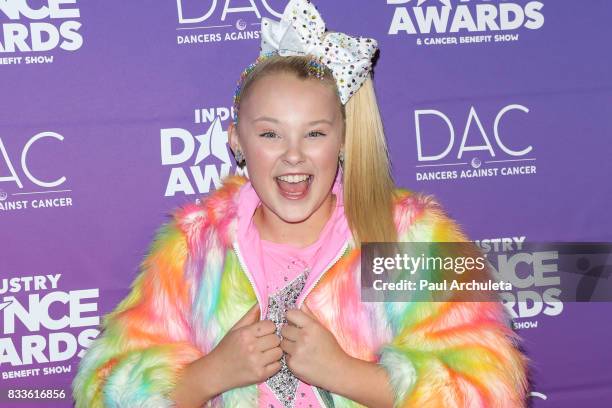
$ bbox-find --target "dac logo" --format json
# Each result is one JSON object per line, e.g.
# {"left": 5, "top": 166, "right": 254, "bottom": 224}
{"left": 0, "top": 0, "right": 83, "bottom": 63}
{"left": 0, "top": 132, "right": 66, "bottom": 189}
{"left": 175, "top": 0, "right": 283, "bottom": 46}
{"left": 416, "top": 104, "right": 532, "bottom": 161}
{"left": 387, "top": 0, "right": 545, "bottom": 46}
{"left": 161, "top": 113, "right": 246, "bottom": 197}
{"left": 413, "top": 104, "right": 537, "bottom": 182}
{"left": 176, "top": 0, "right": 282, "bottom": 24}
{"left": 0, "top": 131, "right": 73, "bottom": 212}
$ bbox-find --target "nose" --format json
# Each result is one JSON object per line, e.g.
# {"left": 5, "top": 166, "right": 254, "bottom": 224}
{"left": 281, "top": 137, "right": 306, "bottom": 166}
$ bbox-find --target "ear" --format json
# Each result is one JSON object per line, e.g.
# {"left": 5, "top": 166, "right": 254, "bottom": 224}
{"left": 227, "top": 121, "right": 241, "bottom": 153}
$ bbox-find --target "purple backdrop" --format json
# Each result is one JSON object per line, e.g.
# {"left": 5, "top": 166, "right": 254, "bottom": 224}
{"left": 1, "top": 0, "right": 611, "bottom": 406}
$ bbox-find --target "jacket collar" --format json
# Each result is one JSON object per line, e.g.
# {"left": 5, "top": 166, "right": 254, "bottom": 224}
{"left": 174, "top": 172, "right": 425, "bottom": 259}
{"left": 233, "top": 169, "right": 350, "bottom": 316}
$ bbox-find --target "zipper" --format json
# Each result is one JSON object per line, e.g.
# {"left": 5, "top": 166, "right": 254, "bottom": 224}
{"left": 302, "top": 240, "right": 349, "bottom": 407}
{"left": 297, "top": 240, "right": 349, "bottom": 308}
{"left": 313, "top": 387, "right": 327, "bottom": 408}
{"left": 234, "top": 238, "right": 349, "bottom": 408}
{"left": 232, "top": 240, "right": 264, "bottom": 318}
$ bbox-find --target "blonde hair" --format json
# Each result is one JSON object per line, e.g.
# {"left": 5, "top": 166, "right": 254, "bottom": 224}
{"left": 234, "top": 54, "right": 397, "bottom": 247}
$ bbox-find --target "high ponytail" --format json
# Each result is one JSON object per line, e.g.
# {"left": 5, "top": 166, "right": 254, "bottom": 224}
{"left": 343, "top": 76, "right": 397, "bottom": 246}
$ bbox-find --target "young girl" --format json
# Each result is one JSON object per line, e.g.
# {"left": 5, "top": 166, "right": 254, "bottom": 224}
{"left": 72, "top": 1, "right": 529, "bottom": 407}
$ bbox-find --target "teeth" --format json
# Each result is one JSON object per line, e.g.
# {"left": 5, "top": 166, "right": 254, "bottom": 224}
{"left": 277, "top": 174, "right": 311, "bottom": 183}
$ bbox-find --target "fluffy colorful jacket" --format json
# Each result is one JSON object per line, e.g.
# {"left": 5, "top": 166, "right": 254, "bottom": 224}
{"left": 72, "top": 175, "right": 529, "bottom": 407}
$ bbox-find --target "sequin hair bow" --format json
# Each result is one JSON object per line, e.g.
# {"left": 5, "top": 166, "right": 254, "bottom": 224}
{"left": 232, "top": 0, "right": 378, "bottom": 124}
{"left": 261, "top": 0, "right": 378, "bottom": 105}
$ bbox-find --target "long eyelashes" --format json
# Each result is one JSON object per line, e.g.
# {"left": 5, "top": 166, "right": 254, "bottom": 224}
{"left": 258, "top": 131, "right": 327, "bottom": 138}
{"left": 308, "top": 131, "right": 326, "bottom": 138}
{"left": 259, "top": 131, "right": 277, "bottom": 138}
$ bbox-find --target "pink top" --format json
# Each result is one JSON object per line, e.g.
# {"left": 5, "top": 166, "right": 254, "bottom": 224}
{"left": 235, "top": 169, "right": 350, "bottom": 407}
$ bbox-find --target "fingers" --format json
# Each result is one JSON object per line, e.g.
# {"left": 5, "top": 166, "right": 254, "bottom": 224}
{"left": 231, "top": 303, "right": 260, "bottom": 331}
{"left": 263, "top": 360, "right": 282, "bottom": 378}
{"left": 261, "top": 346, "right": 283, "bottom": 366}
{"left": 280, "top": 323, "right": 299, "bottom": 341}
{"left": 286, "top": 308, "right": 312, "bottom": 328}
{"left": 280, "top": 338, "right": 296, "bottom": 355}
{"left": 250, "top": 319, "right": 277, "bottom": 337}
{"left": 257, "top": 333, "right": 281, "bottom": 352}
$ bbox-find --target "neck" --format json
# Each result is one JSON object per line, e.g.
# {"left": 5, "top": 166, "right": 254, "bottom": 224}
{"left": 254, "top": 193, "right": 336, "bottom": 248}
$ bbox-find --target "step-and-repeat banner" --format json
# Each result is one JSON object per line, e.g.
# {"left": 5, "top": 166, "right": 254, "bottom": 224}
{"left": 1, "top": 1, "right": 611, "bottom": 406}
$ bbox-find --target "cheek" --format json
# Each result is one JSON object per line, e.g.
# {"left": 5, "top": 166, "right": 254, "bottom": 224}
{"left": 245, "top": 145, "right": 277, "bottom": 172}
{"left": 309, "top": 144, "right": 340, "bottom": 169}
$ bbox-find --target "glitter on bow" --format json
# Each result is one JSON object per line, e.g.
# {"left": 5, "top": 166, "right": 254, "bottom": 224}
{"left": 260, "top": 0, "right": 378, "bottom": 105}
{"left": 232, "top": 0, "right": 378, "bottom": 124}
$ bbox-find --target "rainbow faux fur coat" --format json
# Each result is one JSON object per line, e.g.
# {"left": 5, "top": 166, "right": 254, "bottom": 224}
{"left": 72, "top": 175, "right": 529, "bottom": 408}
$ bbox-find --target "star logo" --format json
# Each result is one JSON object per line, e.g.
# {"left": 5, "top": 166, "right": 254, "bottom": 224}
{"left": 194, "top": 116, "right": 231, "bottom": 165}
{"left": 415, "top": 0, "right": 452, "bottom": 7}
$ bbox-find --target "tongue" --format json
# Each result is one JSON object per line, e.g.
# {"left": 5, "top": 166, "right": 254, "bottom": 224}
{"left": 277, "top": 177, "right": 309, "bottom": 194}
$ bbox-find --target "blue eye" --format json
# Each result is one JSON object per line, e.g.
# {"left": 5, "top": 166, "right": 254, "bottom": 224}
{"left": 259, "top": 131, "right": 277, "bottom": 138}
{"left": 308, "top": 131, "right": 326, "bottom": 138}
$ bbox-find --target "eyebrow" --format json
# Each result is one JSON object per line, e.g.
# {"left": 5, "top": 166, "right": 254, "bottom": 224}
{"left": 252, "top": 116, "right": 333, "bottom": 126}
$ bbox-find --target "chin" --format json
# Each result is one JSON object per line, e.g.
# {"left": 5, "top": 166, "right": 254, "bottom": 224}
{"left": 272, "top": 204, "right": 315, "bottom": 224}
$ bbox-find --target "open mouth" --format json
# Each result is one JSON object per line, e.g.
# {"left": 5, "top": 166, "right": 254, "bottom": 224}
{"left": 275, "top": 174, "right": 313, "bottom": 199}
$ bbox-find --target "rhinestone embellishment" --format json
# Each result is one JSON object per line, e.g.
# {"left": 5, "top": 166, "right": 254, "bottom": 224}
{"left": 265, "top": 265, "right": 310, "bottom": 408}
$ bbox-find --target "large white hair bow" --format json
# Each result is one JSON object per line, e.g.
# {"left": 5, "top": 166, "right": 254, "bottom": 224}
{"left": 260, "top": 0, "right": 378, "bottom": 105}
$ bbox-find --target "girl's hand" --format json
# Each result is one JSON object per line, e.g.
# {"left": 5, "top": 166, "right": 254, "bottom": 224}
{"left": 171, "top": 304, "right": 282, "bottom": 406}
{"left": 210, "top": 304, "right": 283, "bottom": 391}
{"left": 280, "top": 303, "right": 351, "bottom": 389}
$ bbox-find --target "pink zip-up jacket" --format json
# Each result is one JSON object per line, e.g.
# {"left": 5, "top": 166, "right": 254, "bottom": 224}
{"left": 72, "top": 174, "right": 529, "bottom": 407}
{"left": 240, "top": 169, "right": 348, "bottom": 408}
